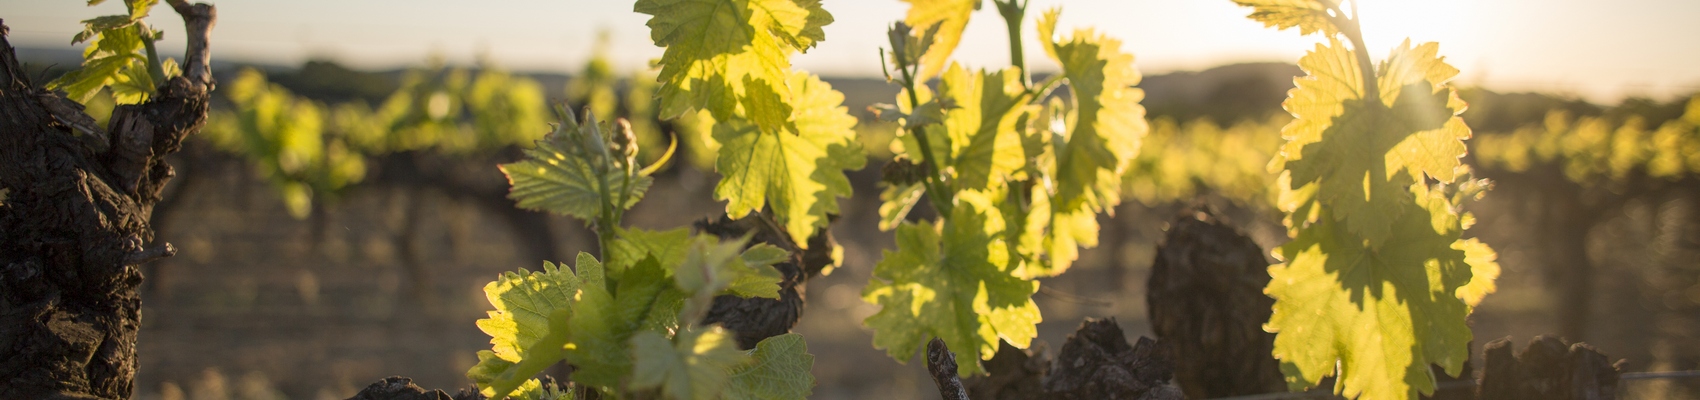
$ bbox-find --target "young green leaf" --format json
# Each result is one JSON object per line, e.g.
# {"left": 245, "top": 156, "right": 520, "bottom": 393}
{"left": 54, "top": 0, "right": 169, "bottom": 104}
{"left": 467, "top": 258, "right": 585, "bottom": 399}
{"left": 560, "top": 263, "right": 628, "bottom": 390}
{"left": 629, "top": 326, "right": 751, "bottom": 400}
{"left": 901, "top": 0, "right": 981, "bottom": 81}
{"left": 725, "top": 244, "right": 789, "bottom": 298}
{"left": 1253, "top": 17, "right": 1501, "bottom": 399}
{"left": 509, "top": 379, "right": 576, "bottom": 400}
{"left": 635, "top": 0, "right": 833, "bottom": 129}
{"left": 712, "top": 72, "right": 865, "bottom": 246}
{"left": 501, "top": 114, "right": 655, "bottom": 222}
{"left": 938, "top": 64, "right": 1030, "bottom": 191}
{"left": 877, "top": 181, "right": 926, "bottom": 231}
{"left": 726, "top": 333, "right": 816, "bottom": 400}
{"left": 677, "top": 236, "right": 788, "bottom": 323}
{"left": 1231, "top": 0, "right": 1339, "bottom": 36}
{"left": 1275, "top": 39, "right": 1470, "bottom": 248}
{"left": 1266, "top": 191, "right": 1483, "bottom": 399}
{"left": 51, "top": 24, "right": 150, "bottom": 103}
{"left": 618, "top": 256, "right": 690, "bottom": 334}
{"left": 610, "top": 227, "right": 693, "bottom": 278}
{"left": 862, "top": 194, "right": 1040, "bottom": 376}
{"left": 1030, "top": 9, "right": 1147, "bottom": 276}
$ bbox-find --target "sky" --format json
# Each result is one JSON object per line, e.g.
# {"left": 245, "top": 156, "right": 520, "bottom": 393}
{"left": 8, "top": 0, "right": 1700, "bottom": 103}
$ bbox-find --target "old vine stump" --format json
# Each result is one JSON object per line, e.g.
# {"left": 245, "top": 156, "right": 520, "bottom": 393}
{"left": 949, "top": 318, "right": 1183, "bottom": 400}
{"left": 0, "top": 3, "right": 215, "bottom": 399}
{"left": 1480, "top": 335, "right": 1626, "bottom": 400}
{"left": 1146, "top": 207, "right": 1284, "bottom": 398}
{"left": 694, "top": 213, "right": 836, "bottom": 349}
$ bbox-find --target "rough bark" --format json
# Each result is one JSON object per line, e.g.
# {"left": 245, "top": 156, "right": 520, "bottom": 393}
{"left": 346, "top": 376, "right": 484, "bottom": 400}
{"left": 0, "top": 4, "right": 215, "bottom": 399}
{"left": 965, "top": 341, "right": 1049, "bottom": 400}
{"left": 927, "top": 338, "right": 971, "bottom": 400}
{"left": 1146, "top": 206, "right": 1284, "bottom": 398}
{"left": 947, "top": 318, "right": 1183, "bottom": 400}
{"left": 1478, "top": 335, "right": 1626, "bottom": 400}
{"left": 1043, "top": 318, "right": 1183, "bottom": 400}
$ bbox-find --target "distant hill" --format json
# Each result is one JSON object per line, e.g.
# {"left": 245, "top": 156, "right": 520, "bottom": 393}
{"left": 818, "top": 62, "right": 1306, "bottom": 124}
{"left": 24, "top": 46, "right": 1649, "bottom": 133}
{"left": 1140, "top": 62, "right": 1302, "bottom": 123}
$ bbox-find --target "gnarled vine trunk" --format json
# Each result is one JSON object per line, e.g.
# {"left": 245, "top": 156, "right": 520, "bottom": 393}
{"left": 0, "top": 4, "right": 215, "bottom": 399}
{"left": 1146, "top": 206, "right": 1284, "bottom": 398}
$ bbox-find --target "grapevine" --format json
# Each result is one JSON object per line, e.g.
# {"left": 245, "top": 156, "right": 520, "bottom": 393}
{"left": 469, "top": 106, "right": 813, "bottom": 399}
{"left": 50, "top": 0, "right": 179, "bottom": 105}
{"left": 861, "top": 0, "right": 1149, "bottom": 375}
{"left": 1233, "top": 0, "right": 1500, "bottom": 398}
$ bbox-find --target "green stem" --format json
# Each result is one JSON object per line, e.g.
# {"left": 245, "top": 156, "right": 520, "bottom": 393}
{"left": 140, "top": 29, "right": 166, "bottom": 85}
{"left": 125, "top": 0, "right": 166, "bottom": 88}
{"left": 897, "top": 60, "right": 955, "bottom": 216}
{"left": 595, "top": 167, "right": 619, "bottom": 269}
{"left": 1326, "top": 0, "right": 1379, "bottom": 104}
{"left": 995, "top": 0, "right": 1029, "bottom": 87}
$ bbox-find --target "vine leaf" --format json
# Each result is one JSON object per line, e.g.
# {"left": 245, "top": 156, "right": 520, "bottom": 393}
{"left": 862, "top": 195, "right": 1040, "bottom": 376}
{"left": 51, "top": 24, "right": 149, "bottom": 103}
{"left": 610, "top": 227, "right": 693, "bottom": 278}
{"left": 629, "top": 326, "right": 751, "bottom": 400}
{"left": 1262, "top": 34, "right": 1499, "bottom": 400}
{"left": 467, "top": 257, "right": 586, "bottom": 399}
{"left": 712, "top": 73, "right": 865, "bottom": 246}
{"left": 1031, "top": 8, "right": 1147, "bottom": 276}
{"left": 1267, "top": 191, "right": 1482, "bottom": 399}
{"left": 1231, "top": 0, "right": 1339, "bottom": 36}
{"left": 510, "top": 379, "right": 576, "bottom": 400}
{"left": 53, "top": 0, "right": 169, "bottom": 104}
{"left": 878, "top": 182, "right": 926, "bottom": 231}
{"left": 501, "top": 114, "right": 654, "bottom": 222}
{"left": 1276, "top": 39, "right": 1470, "bottom": 247}
{"left": 727, "top": 333, "right": 816, "bottom": 399}
{"left": 677, "top": 236, "right": 788, "bottom": 322}
{"left": 635, "top": 0, "right": 832, "bottom": 131}
{"left": 565, "top": 255, "right": 679, "bottom": 390}
{"left": 1454, "top": 237, "right": 1499, "bottom": 307}
{"left": 938, "top": 64, "right": 1029, "bottom": 191}
{"left": 725, "top": 244, "right": 790, "bottom": 298}
{"left": 902, "top": 0, "right": 980, "bottom": 81}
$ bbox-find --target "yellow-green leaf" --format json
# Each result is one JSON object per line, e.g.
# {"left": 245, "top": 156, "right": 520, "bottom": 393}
{"left": 938, "top": 64, "right": 1030, "bottom": 191}
{"left": 901, "top": 0, "right": 980, "bottom": 81}
{"left": 500, "top": 140, "right": 654, "bottom": 222}
{"left": 1231, "top": 0, "right": 1338, "bottom": 36}
{"left": 1267, "top": 192, "right": 1479, "bottom": 399}
{"left": 1031, "top": 9, "right": 1146, "bottom": 276}
{"left": 712, "top": 72, "right": 865, "bottom": 247}
{"left": 726, "top": 333, "right": 815, "bottom": 399}
{"left": 635, "top": 0, "right": 832, "bottom": 131}
{"left": 629, "top": 327, "right": 751, "bottom": 400}
{"left": 468, "top": 258, "right": 585, "bottom": 399}
{"left": 862, "top": 195, "right": 1040, "bottom": 376}
{"left": 1276, "top": 39, "right": 1470, "bottom": 247}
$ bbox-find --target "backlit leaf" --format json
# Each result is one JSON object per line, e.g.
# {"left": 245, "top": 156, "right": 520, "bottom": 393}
{"left": 629, "top": 327, "right": 751, "bottom": 400}
{"left": 712, "top": 72, "right": 865, "bottom": 246}
{"left": 1231, "top": 0, "right": 1338, "bottom": 36}
{"left": 468, "top": 258, "right": 585, "bottom": 398}
{"left": 862, "top": 195, "right": 1040, "bottom": 376}
{"left": 726, "top": 333, "right": 815, "bottom": 399}
{"left": 635, "top": 0, "right": 832, "bottom": 131}
{"left": 901, "top": 0, "right": 980, "bottom": 81}
{"left": 1031, "top": 9, "right": 1146, "bottom": 275}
